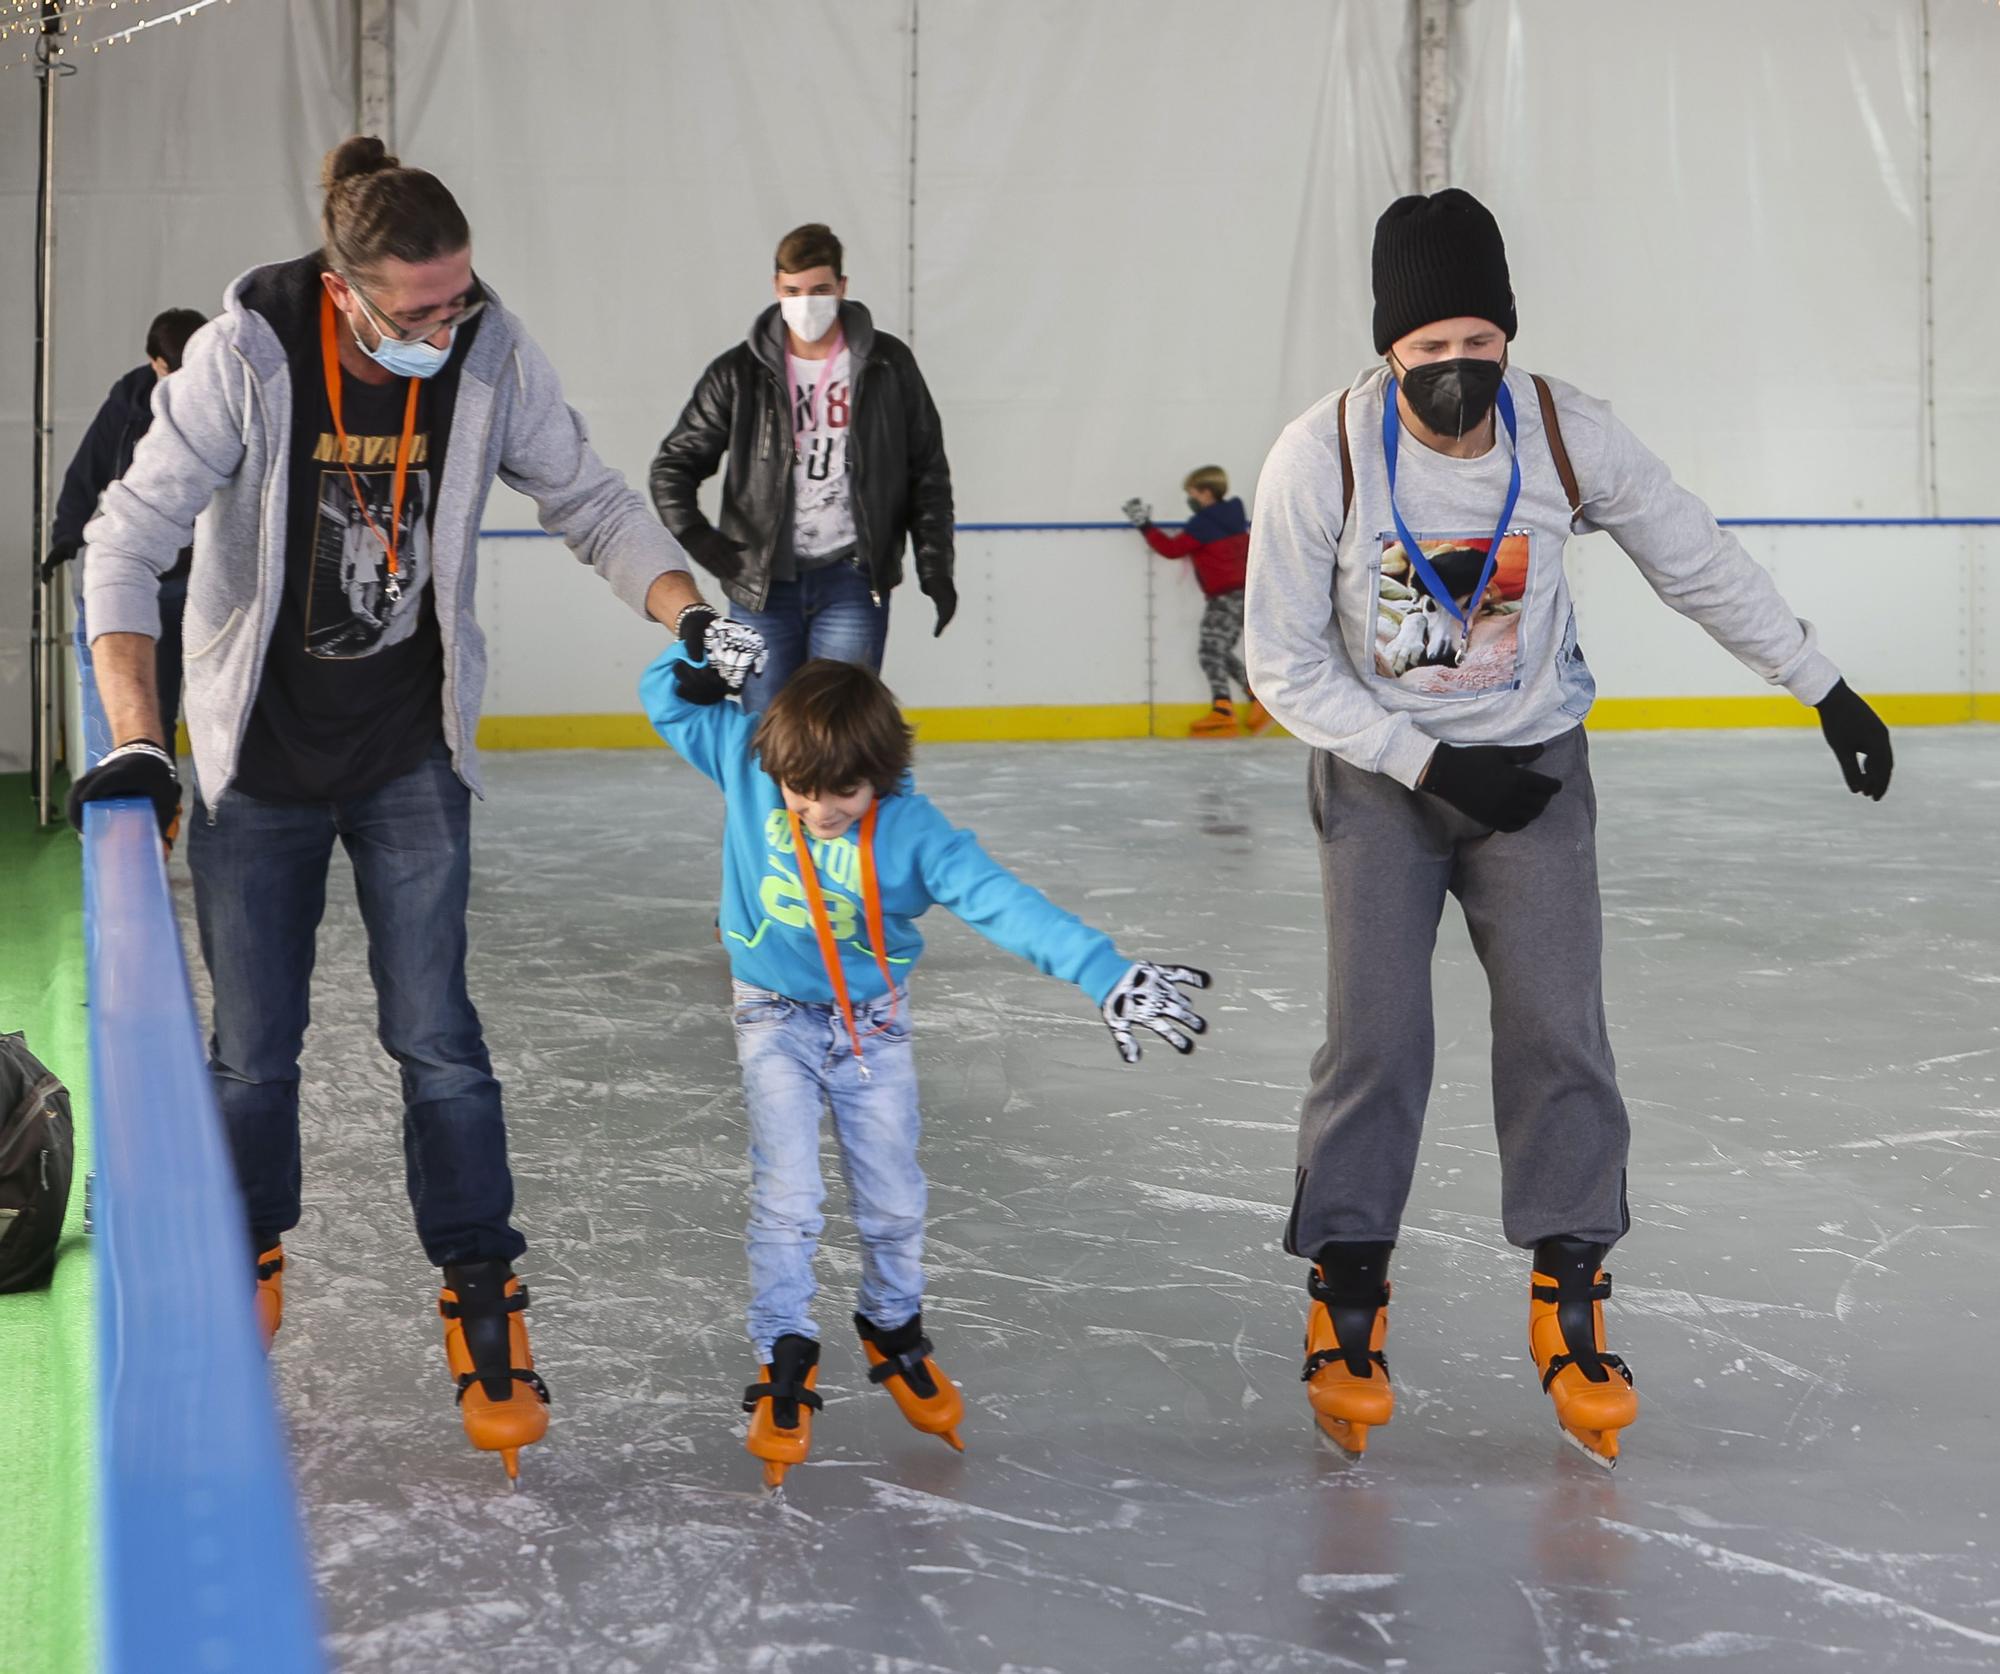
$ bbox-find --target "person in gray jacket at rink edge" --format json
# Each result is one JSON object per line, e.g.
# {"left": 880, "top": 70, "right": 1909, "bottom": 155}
{"left": 66, "top": 135, "right": 762, "bottom": 1484}
{"left": 1245, "top": 187, "right": 1892, "bottom": 1467}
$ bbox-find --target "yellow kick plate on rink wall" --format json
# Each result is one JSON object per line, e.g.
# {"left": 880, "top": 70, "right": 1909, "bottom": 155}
{"left": 473, "top": 692, "right": 1996, "bottom": 750}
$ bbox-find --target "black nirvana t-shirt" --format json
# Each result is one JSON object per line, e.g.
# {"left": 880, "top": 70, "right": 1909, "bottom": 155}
{"left": 234, "top": 364, "right": 447, "bottom": 802}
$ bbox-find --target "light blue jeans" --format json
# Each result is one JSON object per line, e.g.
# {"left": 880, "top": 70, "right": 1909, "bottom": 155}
{"left": 732, "top": 980, "right": 925, "bottom": 1358}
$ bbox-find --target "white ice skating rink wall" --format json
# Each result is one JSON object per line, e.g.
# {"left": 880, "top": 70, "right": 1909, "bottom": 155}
{"left": 3, "top": 0, "right": 1997, "bottom": 764}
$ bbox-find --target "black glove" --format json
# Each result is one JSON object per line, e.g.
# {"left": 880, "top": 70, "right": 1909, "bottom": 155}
{"left": 1101, "top": 963, "right": 1211, "bottom": 1064}
{"left": 1419, "top": 742, "right": 1559, "bottom": 833}
{"left": 690, "top": 527, "right": 746, "bottom": 581}
{"left": 671, "top": 657, "right": 732, "bottom": 706}
{"left": 1815, "top": 680, "right": 1891, "bottom": 800}
{"left": 39, "top": 540, "right": 78, "bottom": 584}
{"left": 66, "top": 739, "right": 180, "bottom": 837}
{"left": 920, "top": 569, "right": 957, "bottom": 638}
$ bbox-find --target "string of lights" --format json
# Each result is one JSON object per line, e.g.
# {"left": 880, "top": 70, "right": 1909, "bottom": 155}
{"left": 6, "top": 0, "right": 236, "bottom": 69}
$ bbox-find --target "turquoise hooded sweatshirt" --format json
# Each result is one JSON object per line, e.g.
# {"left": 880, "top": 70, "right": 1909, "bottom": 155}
{"left": 640, "top": 644, "right": 1132, "bottom": 1008}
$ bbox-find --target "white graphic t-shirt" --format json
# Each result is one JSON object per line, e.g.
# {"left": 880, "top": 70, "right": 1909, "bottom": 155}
{"left": 788, "top": 344, "right": 856, "bottom": 561}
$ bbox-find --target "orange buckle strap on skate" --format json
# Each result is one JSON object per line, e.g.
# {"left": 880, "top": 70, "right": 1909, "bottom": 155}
{"left": 1531, "top": 1270, "right": 1632, "bottom": 1391}
{"left": 788, "top": 804, "right": 900, "bottom": 1068}
{"left": 1302, "top": 1268, "right": 1390, "bottom": 1383}
{"left": 320, "top": 290, "right": 422, "bottom": 600}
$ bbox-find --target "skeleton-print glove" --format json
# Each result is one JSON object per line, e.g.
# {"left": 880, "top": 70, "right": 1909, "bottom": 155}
{"left": 1121, "top": 497, "right": 1152, "bottom": 528}
{"left": 674, "top": 604, "right": 767, "bottom": 701}
{"left": 1101, "top": 962, "right": 1211, "bottom": 1064}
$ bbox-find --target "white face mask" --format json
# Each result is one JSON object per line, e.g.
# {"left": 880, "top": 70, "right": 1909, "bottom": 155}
{"left": 780, "top": 294, "right": 840, "bottom": 344}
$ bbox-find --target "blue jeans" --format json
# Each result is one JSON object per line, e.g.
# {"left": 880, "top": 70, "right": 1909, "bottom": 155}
{"left": 732, "top": 980, "right": 925, "bottom": 1357}
{"left": 188, "top": 744, "right": 524, "bottom": 1267}
{"left": 736, "top": 560, "right": 891, "bottom": 712}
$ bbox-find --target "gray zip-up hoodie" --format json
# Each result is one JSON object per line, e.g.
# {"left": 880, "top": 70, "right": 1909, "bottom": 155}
{"left": 82, "top": 255, "right": 691, "bottom": 803}
{"left": 1245, "top": 364, "right": 1842, "bottom": 788}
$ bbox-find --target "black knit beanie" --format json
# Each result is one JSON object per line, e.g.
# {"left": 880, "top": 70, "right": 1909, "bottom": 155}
{"left": 1371, "top": 188, "right": 1517, "bottom": 354}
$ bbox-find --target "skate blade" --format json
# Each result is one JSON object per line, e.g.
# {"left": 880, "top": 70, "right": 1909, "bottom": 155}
{"left": 762, "top": 1460, "right": 790, "bottom": 1490}
{"left": 500, "top": 1447, "right": 521, "bottom": 1483}
{"left": 1314, "top": 1412, "right": 1371, "bottom": 1459}
{"left": 1560, "top": 1425, "right": 1620, "bottom": 1470}
{"left": 941, "top": 1429, "right": 965, "bottom": 1453}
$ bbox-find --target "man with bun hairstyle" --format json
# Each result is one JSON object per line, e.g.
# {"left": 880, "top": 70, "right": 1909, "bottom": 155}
{"left": 69, "top": 136, "right": 762, "bottom": 1482}
{"left": 1245, "top": 188, "right": 1892, "bottom": 1467}
{"left": 651, "top": 221, "right": 956, "bottom": 712}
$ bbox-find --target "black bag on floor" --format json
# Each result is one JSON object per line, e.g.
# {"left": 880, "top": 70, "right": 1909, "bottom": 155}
{"left": 0, "top": 1032, "right": 76, "bottom": 1293}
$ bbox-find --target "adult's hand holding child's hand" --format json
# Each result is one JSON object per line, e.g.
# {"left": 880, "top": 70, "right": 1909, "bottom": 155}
{"left": 673, "top": 605, "right": 767, "bottom": 705}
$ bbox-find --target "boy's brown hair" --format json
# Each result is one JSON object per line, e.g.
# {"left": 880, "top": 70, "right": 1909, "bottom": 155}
{"left": 754, "top": 660, "right": 913, "bottom": 799}
{"left": 1184, "top": 465, "right": 1229, "bottom": 499}
{"left": 775, "top": 222, "right": 844, "bottom": 278}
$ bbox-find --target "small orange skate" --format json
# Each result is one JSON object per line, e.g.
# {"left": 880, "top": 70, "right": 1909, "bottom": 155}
{"left": 856, "top": 1313, "right": 964, "bottom": 1452}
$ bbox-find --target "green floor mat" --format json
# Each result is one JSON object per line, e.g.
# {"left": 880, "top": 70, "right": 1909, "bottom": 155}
{"left": 0, "top": 774, "right": 96, "bottom": 1674}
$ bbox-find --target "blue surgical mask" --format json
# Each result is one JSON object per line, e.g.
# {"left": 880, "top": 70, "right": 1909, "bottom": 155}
{"left": 362, "top": 322, "right": 454, "bottom": 380}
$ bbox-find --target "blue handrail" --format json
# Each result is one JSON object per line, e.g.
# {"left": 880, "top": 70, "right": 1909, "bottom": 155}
{"left": 80, "top": 738, "right": 324, "bottom": 1665}
{"left": 476, "top": 515, "right": 2000, "bottom": 539}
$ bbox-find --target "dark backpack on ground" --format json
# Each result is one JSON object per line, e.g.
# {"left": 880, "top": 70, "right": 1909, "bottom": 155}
{"left": 0, "top": 1032, "right": 76, "bottom": 1293}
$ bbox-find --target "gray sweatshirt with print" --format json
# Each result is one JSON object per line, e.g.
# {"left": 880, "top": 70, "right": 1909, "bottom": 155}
{"left": 1244, "top": 365, "right": 1842, "bottom": 788}
{"left": 82, "top": 257, "right": 691, "bottom": 803}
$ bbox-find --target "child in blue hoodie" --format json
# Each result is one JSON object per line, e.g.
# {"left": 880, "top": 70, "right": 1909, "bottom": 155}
{"left": 642, "top": 610, "right": 1211, "bottom": 1486}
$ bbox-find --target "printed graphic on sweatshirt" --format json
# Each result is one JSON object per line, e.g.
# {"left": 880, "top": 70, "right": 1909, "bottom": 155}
{"left": 790, "top": 348, "right": 857, "bottom": 559}
{"left": 304, "top": 429, "right": 432, "bottom": 659}
{"left": 727, "top": 808, "right": 909, "bottom": 965}
{"left": 1371, "top": 529, "right": 1531, "bottom": 697}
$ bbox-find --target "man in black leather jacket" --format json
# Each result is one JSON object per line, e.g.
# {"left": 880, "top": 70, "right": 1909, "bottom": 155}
{"left": 650, "top": 223, "right": 955, "bottom": 710}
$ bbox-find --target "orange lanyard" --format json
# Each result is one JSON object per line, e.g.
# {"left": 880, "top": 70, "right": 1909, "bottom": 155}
{"left": 787, "top": 803, "right": 900, "bottom": 1063}
{"left": 320, "top": 290, "right": 422, "bottom": 591}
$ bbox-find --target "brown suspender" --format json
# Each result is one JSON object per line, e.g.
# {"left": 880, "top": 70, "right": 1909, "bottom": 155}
{"left": 1335, "top": 373, "right": 1583, "bottom": 523}
{"left": 1335, "top": 392, "right": 1356, "bottom": 524}
{"left": 1531, "top": 373, "right": 1583, "bottom": 518}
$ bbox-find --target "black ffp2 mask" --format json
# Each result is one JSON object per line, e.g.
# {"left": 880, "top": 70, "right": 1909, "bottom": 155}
{"left": 1395, "top": 356, "right": 1506, "bottom": 438}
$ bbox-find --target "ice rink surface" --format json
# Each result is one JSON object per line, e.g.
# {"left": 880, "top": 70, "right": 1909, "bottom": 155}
{"left": 172, "top": 728, "right": 2000, "bottom": 1674}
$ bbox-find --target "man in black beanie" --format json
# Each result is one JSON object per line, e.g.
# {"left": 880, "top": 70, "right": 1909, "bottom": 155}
{"left": 1244, "top": 187, "right": 1892, "bottom": 1469}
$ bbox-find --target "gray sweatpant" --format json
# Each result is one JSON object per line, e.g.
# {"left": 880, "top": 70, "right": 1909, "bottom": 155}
{"left": 1285, "top": 727, "right": 1630, "bottom": 1257}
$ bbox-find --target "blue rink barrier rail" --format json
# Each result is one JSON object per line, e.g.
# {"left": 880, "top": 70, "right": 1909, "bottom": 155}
{"left": 479, "top": 515, "right": 2000, "bottom": 539}
{"left": 81, "top": 757, "right": 325, "bottom": 1658}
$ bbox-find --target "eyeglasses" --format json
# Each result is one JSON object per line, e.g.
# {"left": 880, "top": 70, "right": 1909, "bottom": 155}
{"left": 341, "top": 271, "right": 486, "bottom": 345}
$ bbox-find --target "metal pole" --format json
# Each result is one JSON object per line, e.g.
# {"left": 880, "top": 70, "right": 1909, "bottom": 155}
{"left": 31, "top": 1, "right": 67, "bottom": 826}
{"left": 356, "top": 0, "right": 394, "bottom": 144}
{"left": 1416, "top": 0, "right": 1449, "bottom": 194}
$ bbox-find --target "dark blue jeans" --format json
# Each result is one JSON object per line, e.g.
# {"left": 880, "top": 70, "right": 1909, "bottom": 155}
{"left": 188, "top": 744, "right": 524, "bottom": 1267}
{"left": 735, "top": 560, "right": 891, "bottom": 712}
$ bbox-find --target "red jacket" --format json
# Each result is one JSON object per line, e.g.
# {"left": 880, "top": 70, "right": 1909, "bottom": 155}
{"left": 1140, "top": 496, "right": 1249, "bottom": 596}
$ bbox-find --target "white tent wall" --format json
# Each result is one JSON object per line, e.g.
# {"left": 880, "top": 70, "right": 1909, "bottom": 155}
{"left": 428, "top": 0, "right": 1415, "bottom": 730}
{"left": 7, "top": 2, "right": 1996, "bottom": 770}
{"left": 1448, "top": 0, "right": 1998, "bottom": 717}
{"left": 0, "top": 0, "right": 350, "bottom": 772}
{"left": 433, "top": 0, "right": 2000, "bottom": 733}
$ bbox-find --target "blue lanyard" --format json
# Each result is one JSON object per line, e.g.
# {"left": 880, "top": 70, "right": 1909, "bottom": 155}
{"left": 1382, "top": 376, "right": 1522, "bottom": 638}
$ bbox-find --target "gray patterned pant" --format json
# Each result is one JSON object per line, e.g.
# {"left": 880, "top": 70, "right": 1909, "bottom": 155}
{"left": 1199, "top": 589, "right": 1249, "bottom": 704}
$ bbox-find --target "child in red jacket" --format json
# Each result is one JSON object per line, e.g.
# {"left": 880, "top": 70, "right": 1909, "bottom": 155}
{"left": 1123, "top": 466, "right": 1272, "bottom": 736}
